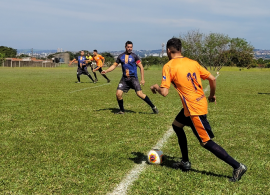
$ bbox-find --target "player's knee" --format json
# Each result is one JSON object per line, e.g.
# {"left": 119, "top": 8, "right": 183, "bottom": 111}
{"left": 136, "top": 91, "right": 145, "bottom": 98}
{"left": 116, "top": 93, "right": 122, "bottom": 100}
{"left": 200, "top": 141, "right": 208, "bottom": 147}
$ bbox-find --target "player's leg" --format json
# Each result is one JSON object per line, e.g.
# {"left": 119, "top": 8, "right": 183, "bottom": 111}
{"left": 116, "top": 90, "right": 124, "bottom": 114}
{"left": 172, "top": 109, "right": 191, "bottom": 170}
{"left": 77, "top": 68, "right": 82, "bottom": 83}
{"left": 115, "top": 77, "right": 129, "bottom": 114}
{"left": 91, "top": 64, "right": 98, "bottom": 81}
{"left": 190, "top": 115, "right": 247, "bottom": 181}
{"left": 135, "top": 78, "right": 158, "bottom": 114}
{"left": 99, "top": 67, "right": 110, "bottom": 83}
{"left": 83, "top": 67, "right": 95, "bottom": 83}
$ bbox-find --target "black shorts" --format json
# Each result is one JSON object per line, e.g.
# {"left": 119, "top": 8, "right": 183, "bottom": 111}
{"left": 77, "top": 67, "right": 89, "bottom": 76}
{"left": 175, "top": 108, "right": 215, "bottom": 143}
{"left": 87, "top": 62, "right": 92, "bottom": 67}
{"left": 117, "top": 77, "right": 142, "bottom": 93}
{"left": 94, "top": 66, "right": 103, "bottom": 73}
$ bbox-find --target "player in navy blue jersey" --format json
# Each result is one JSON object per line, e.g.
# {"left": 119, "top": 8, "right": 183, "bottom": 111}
{"left": 69, "top": 51, "right": 95, "bottom": 83}
{"left": 102, "top": 41, "right": 158, "bottom": 114}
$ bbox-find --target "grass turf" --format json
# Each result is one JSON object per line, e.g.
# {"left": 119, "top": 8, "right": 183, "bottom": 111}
{"left": 0, "top": 67, "right": 269, "bottom": 194}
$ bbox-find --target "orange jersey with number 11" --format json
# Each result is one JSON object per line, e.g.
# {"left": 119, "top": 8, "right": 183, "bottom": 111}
{"left": 160, "top": 57, "right": 211, "bottom": 117}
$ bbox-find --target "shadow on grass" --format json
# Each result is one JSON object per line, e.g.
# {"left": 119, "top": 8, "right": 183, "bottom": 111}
{"left": 129, "top": 152, "right": 230, "bottom": 179}
{"left": 258, "top": 92, "right": 270, "bottom": 95}
{"left": 95, "top": 108, "right": 153, "bottom": 114}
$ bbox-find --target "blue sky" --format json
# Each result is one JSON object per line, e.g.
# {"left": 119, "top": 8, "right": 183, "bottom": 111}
{"left": 1, "top": 0, "right": 269, "bottom": 51}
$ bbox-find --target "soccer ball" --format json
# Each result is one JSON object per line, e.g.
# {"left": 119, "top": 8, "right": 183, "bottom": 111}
{"left": 147, "top": 149, "right": 163, "bottom": 165}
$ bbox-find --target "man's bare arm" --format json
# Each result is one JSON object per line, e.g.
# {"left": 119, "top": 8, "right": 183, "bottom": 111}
{"left": 137, "top": 62, "right": 145, "bottom": 86}
{"left": 150, "top": 84, "right": 169, "bottom": 97}
{"left": 206, "top": 74, "right": 216, "bottom": 103}
{"left": 69, "top": 59, "right": 76, "bottom": 66}
{"left": 101, "top": 62, "right": 118, "bottom": 74}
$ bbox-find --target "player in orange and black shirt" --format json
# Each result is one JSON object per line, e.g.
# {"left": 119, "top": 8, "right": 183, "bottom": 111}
{"left": 101, "top": 41, "right": 158, "bottom": 114}
{"left": 150, "top": 38, "right": 247, "bottom": 182}
{"left": 92, "top": 50, "right": 110, "bottom": 83}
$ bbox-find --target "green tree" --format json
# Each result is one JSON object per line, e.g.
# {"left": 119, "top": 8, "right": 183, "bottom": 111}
{"left": 179, "top": 30, "right": 254, "bottom": 70}
{"left": 101, "top": 52, "right": 115, "bottom": 66}
{"left": 0, "top": 46, "right": 17, "bottom": 58}
{"left": 229, "top": 38, "right": 254, "bottom": 67}
{"left": 0, "top": 53, "right": 5, "bottom": 66}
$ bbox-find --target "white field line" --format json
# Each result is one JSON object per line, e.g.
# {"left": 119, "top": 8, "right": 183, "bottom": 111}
{"left": 108, "top": 74, "right": 220, "bottom": 195}
{"left": 68, "top": 83, "right": 111, "bottom": 94}
{"left": 108, "top": 128, "right": 174, "bottom": 195}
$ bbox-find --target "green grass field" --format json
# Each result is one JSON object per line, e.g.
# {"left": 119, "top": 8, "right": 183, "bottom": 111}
{"left": 0, "top": 67, "right": 269, "bottom": 194}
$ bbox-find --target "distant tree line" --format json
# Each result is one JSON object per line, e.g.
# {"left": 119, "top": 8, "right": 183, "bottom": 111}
{"left": 256, "top": 58, "right": 270, "bottom": 68}
{"left": 1, "top": 40, "right": 269, "bottom": 68}
{"left": 141, "top": 56, "right": 169, "bottom": 68}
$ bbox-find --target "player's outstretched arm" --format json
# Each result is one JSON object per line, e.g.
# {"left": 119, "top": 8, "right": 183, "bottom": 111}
{"left": 101, "top": 62, "right": 118, "bottom": 74}
{"left": 137, "top": 62, "right": 145, "bottom": 86}
{"left": 69, "top": 59, "right": 75, "bottom": 66}
{"left": 206, "top": 74, "right": 216, "bottom": 103}
{"left": 150, "top": 84, "right": 169, "bottom": 97}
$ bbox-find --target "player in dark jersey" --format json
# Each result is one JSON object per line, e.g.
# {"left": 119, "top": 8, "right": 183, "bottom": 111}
{"left": 69, "top": 51, "right": 95, "bottom": 83}
{"left": 101, "top": 41, "right": 158, "bottom": 114}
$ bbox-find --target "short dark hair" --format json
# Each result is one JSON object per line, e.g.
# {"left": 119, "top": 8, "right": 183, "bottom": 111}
{"left": 166, "top": 38, "right": 182, "bottom": 53}
{"left": 93, "top": 50, "right": 97, "bottom": 52}
{"left": 125, "top": 41, "right": 133, "bottom": 47}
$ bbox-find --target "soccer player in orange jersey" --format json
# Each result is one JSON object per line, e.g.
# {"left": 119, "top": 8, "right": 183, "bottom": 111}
{"left": 92, "top": 50, "right": 110, "bottom": 83}
{"left": 150, "top": 38, "right": 247, "bottom": 182}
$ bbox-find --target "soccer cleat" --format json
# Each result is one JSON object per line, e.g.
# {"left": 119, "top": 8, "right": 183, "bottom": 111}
{"left": 93, "top": 80, "right": 97, "bottom": 84}
{"left": 172, "top": 160, "right": 191, "bottom": 171}
{"left": 107, "top": 79, "right": 111, "bottom": 83}
{"left": 95, "top": 79, "right": 98, "bottom": 82}
{"left": 115, "top": 111, "right": 125, "bottom": 114}
{"left": 152, "top": 107, "right": 159, "bottom": 114}
{"left": 229, "top": 163, "right": 247, "bottom": 182}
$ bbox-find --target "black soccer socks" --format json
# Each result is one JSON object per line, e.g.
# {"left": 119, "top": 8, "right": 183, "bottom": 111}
{"left": 172, "top": 124, "right": 189, "bottom": 162}
{"left": 143, "top": 96, "right": 155, "bottom": 108}
{"left": 102, "top": 74, "right": 109, "bottom": 80}
{"left": 77, "top": 75, "right": 81, "bottom": 82}
{"left": 204, "top": 140, "right": 240, "bottom": 169}
{"left": 93, "top": 72, "right": 97, "bottom": 79}
{"left": 117, "top": 99, "right": 124, "bottom": 112}
{"left": 87, "top": 74, "right": 94, "bottom": 82}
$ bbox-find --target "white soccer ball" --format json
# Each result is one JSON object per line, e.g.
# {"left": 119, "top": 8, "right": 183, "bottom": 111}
{"left": 147, "top": 149, "right": 163, "bottom": 165}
